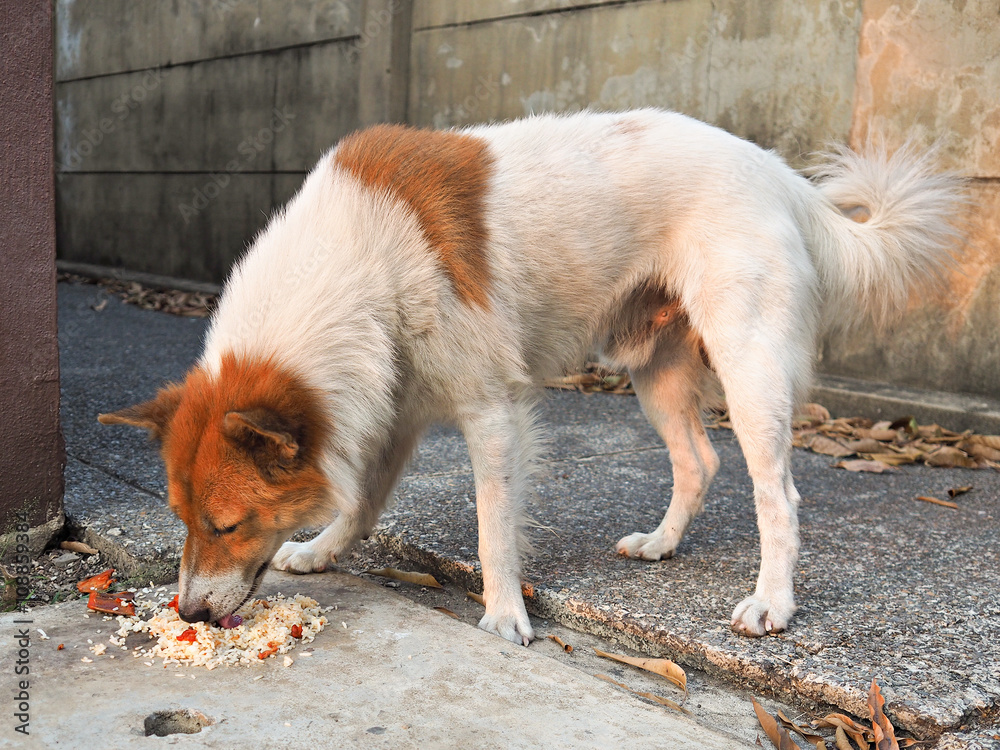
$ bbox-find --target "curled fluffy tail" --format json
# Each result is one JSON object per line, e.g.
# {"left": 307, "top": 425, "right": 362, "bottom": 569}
{"left": 801, "top": 142, "right": 967, "bottom": 329}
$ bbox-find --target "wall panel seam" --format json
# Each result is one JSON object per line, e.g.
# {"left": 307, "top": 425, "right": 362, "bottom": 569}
{"left": 56, "top": 35, "right": 361, "bottom": 85}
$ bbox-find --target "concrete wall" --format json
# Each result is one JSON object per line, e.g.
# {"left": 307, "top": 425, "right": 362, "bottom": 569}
{"left": 54, "top": 0, "right": 1000, "bottom": 399}
{"left": 55, "top": 0, "right": 365, "bottom": 281}
{"left": 818, "top": 0, "right": 1000, "bottom": 398}
{"left": 409, "top": 0, "right": 861, "bottom": 160}
{"left": 1, "top": 0, "right": 65, "bottom": 552}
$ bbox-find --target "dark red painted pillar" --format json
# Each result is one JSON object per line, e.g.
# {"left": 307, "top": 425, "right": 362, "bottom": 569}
{"left": 0, "top": 0, "right": 65, "bottom": 561}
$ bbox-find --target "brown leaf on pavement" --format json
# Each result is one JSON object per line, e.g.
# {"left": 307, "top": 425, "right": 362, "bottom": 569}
{"left": 547, "top": 635, "right": 573, "bottom": 652}
{"left": 61, "top": 540, "right": 99, "bottom": 555}
{"left": 868, "top": 680, "right": 899, "bottom": 750}
{"left": 795, "top": 403, "right": 831, "bottom": 426}
{"left": 923, "top": 446, "right": 979, "bottom": 468}
{"left": 961, "top": 440, "right": 1000, "bottom": 462}
{"left": 804, "top": 435, "right": 856, "bottom": 457}
{"left": 947, "top": 485, "right": 973, "bottom": 498}
{"left": 777, "top": 710, "right": 827, "bottom": 745}
{"left": 867, "top": 428, "right": 900, "bottom": 442}
{"left": 593, "top": 648, "right": 687, "bottom": 693}
{"left": 889, "top": 416, "right": 919, "bottom": 437}
{"left": 834, "top": 726, "right": 855, "bottom": 750}
{"left": 834, "top": 460, "right": 893, "bottom": 474}
{"left": 915, "top": 495, "right": 958, "bottom": 509}
{"left": 814, "top": 713, "right": 871, "bottom": 749}
{"left": 433, "top": 607, "right": 460, "bottom": 620}
{"left": 466, "top": 591, "right": 486, "bottom": 606}
{"left": 752, "top": 697, "right": 802, "bottom": 750}
{"left": 968, "top": 434, "right": 1000, "bottom": 450}
{"left": 845, "top": 438, "right": 892, "bottom": 454}
{"left": 867, "top": 451, "right": 920, "bottom": 467}
{"left": 364, "top": 567, "right": 442, "bottom": 588}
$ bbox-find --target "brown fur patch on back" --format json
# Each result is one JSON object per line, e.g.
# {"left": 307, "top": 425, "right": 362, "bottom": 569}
{"left": 333, "top": 124, "right": 494, "bottom": 308}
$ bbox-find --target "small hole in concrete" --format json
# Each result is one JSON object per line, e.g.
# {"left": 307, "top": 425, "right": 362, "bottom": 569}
{"left": 143, "top": 709, "right": 213, "bottom": 737}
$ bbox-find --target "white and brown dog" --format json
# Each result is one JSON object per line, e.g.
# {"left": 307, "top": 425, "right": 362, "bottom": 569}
{"left": 101, "top": 109, "right": 962, "bottom": 645}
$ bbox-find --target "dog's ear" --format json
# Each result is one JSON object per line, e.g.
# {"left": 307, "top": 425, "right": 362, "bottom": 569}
{"left": 222, "top": 408, "right": 300, "bottom": 475}
{"left": 98, "top": 385, "right": 183, "bottom": 440}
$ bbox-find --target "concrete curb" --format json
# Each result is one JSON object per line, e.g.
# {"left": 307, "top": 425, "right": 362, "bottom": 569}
{"left": 813, "top": 374, "right": 1000, "bottom": 434}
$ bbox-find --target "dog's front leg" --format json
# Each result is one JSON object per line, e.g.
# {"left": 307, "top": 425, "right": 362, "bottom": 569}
{"left": 461, "top": 403, "right": 535, "bottom": 646}
{"left": 271, "top": 515, "right": 364, "bottom": 574}
{"left": 272, "top": 428, "right": 420, "bottom": 574}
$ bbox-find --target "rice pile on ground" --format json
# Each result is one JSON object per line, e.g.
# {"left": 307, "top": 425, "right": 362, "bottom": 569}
{"left": 104, "top": 591, "right": 329, "bottom": 669}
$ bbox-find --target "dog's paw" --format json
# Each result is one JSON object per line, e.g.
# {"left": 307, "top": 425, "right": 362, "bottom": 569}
{"left": 615, "top": 531, "right": 676, "bottom": 560}
{"left": 730, "top": 595, "right": 796, "bottom": 637}
{"left": 479, "top": 609, "right": 534, "bottom": 647}
{"left": 270, "top": 541, "right": 335, "bottom": 574}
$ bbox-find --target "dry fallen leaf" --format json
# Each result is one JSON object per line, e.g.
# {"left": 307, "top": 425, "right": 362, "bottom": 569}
{"left": 752, "top": 697, "right": 802, "bottom": 750}
{"left": 868, "top": 680, "right": 899, "bottom": 750}
{"left": 833, "top": 726, "right": 854, "bottom": 750}
{"left": 867, "top": 428, "right": 899, "bottom": 442}
{"left": 61, "top": 540, "right": 99, "bottom": 555}
{"left": 845, "top": 438, "right": 891, "bottom": 454}
{"left": 961, "top": 440, "right": 1000, "bottom": 462}
{"left": 364, "top": 567, "right": 442, "bottom": 588}
{"left": 596, "top": 674, "right": 687, "bottom": 713}
{"left": 924, "top": 446, "right": 978, "bottom": 468}
{"left": 433, "top": 607, "right": 460, "bottom": 620}
{"left": 915, "top": 495, "right": 958, "bottom": 510}
{"left": 889, "top": 416, "right": 919, "bottom": 437}
{"left": 547, "top": 635, "right": 573, "bottom": 652}
{"left": 593, "top": 648, "right": 686, "bottom": 693}
{"left": 796, "top": 403, "right": 831, "bottom": 426}
{"left": 466, "top": 591, "right": 486, "bottom": 606}
{"left": 804, "top": 435, "right": 856, "bottom": 458}
{"left": 834, "top": 460, "right": 892, "bottom": 474}
{"left": 814, "top": 714, "right": 871, "bottom": 749}
{"left": 947, "top": 485, "right": 973, "bottom": 498}
{"left": 777, "top": 710, "right": 827, "bottom": 745}
{"left": 968, "top": 434, "right": 1000, "bottom": 450}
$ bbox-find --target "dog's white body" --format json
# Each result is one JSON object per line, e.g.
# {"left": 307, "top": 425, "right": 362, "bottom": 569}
{"left": 199, "top": 109, "right": 960, "bottom": 644}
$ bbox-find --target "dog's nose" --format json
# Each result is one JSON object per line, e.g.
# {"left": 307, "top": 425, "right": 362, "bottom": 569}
{"left": 178, "top": 604, "right": 211, "bottom": 623}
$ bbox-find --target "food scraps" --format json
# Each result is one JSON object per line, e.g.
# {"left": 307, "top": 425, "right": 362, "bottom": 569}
{"left": 77, "top": 569, "right": 116, "bottom": 593}
{"left": 103, "top": 591, "right": 328, "bottom": 669}
{"left": 87, "top": 590, "right": 135, "bottom": 616}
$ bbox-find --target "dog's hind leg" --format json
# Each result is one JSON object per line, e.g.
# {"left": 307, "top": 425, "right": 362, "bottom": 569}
{"left": 616, "top": 338, "right": 719, "bottom": 560}
{"left": 703, "top": 331, "right": 804, "bottom": 636}
{"left": 460, "top": 394, "right": 537, "bottom": 646}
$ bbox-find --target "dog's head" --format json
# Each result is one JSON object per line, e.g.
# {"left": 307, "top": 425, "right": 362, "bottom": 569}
{"left": 99, "top": 354, "right": 332, "bottom": 623}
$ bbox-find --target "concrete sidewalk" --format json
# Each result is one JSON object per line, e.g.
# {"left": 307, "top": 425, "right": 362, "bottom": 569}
{"left": 44, "top": 281, "right": 1000, "bottom": 747}
{"left": 1, "top": 571, "right": 751, "bottom": 749}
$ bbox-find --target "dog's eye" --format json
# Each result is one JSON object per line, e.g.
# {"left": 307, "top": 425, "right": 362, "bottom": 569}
{"left": 213, "top": 523, "right": 239, "bottom": 537}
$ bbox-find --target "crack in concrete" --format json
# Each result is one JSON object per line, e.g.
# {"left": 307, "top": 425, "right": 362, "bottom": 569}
{"left": 68, "top": 452, "right": 165, "bottom": 500}
{"left": 542, "top": 444, "right": 667, "bottom": 465}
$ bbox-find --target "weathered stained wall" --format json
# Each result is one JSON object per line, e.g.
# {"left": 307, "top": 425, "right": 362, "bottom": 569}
{"left": 409, "top": 0, "right": 861, "bottom": 161}
{"left": 819, "top": 0, "right": 1000, "bottom": 397}
{"left": 56, "top": 0, "right": 861, "bottom": 282}
{"left": 54, "top": 0, "right": 1000, "bottom": 398}
{"left": 54, "top": 0, "right": 365, "bottom": 282}
{"left": 1, "top": 0, "right": 65, "bottom": 546}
